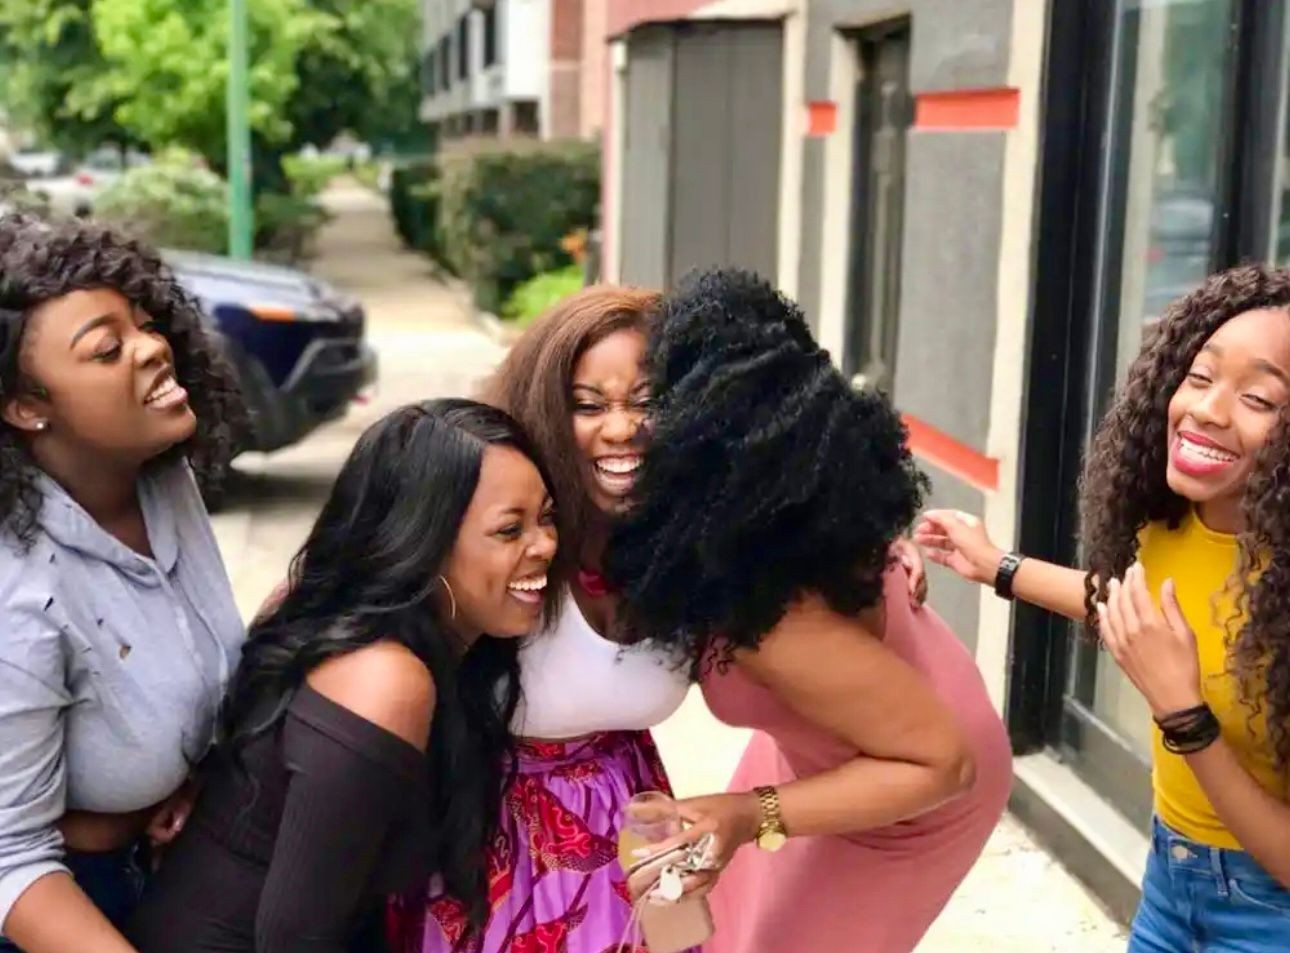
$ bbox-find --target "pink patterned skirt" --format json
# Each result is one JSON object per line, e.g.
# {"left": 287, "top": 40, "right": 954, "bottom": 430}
{"left": 390, "top": 730, "right": 694, "bottom": 953}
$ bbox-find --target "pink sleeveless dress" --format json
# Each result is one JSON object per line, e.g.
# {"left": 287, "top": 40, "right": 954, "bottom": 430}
{"left": 700, "top": 568, "right": 1013, "bottom": 953}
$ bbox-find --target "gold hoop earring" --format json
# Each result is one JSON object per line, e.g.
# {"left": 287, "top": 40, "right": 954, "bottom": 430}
{"left": 438, "top": 574, "right": 457, "bottom": 621}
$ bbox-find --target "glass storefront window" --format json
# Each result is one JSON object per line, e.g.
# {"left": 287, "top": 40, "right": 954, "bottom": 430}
{"left": 1111, "top": 0, "right": 1233, "bottom": 387}
{"left": 1275, "top": 14, "right": 1290, "bottom": 266}
{"left": 1062, "top": 0, "right": 1235, "bottom": 816}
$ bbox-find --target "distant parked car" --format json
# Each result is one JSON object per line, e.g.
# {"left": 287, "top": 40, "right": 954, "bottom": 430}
{"left": 1141, "top": 187, "right": 1214, "bottom": 319}
{"left": 27, "top": 148, "right": 151, "bottom": 217}
{"left": 8, "top": 147, "right": 65, "bottom": 178}
{"left": 164, "top": 250, "right": 378, "bottom": 455}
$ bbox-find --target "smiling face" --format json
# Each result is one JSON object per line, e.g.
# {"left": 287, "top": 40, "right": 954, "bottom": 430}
{"left": 439, "top": 444, "right": 559, "bottom": 639}
{"left": 1165, "top": 307, "right": 1290, "bottom": 532}
{"left": 570, "top": 329, "right": 650, "bottom": 514}
{"left": 3, "top": 287, "right": 196, "bottom": 467}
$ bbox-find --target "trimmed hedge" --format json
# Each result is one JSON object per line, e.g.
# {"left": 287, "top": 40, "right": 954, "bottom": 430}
{"left": 389, "top": 158, "right": 441, "bottom": 259}
{"left": 95, "top": 149, "right": 230, "bottom": 254}
{"left": 437, "top": 139, "right": 600, "bottom": 313}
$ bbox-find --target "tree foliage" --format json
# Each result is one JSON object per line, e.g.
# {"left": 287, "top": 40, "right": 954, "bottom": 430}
{"left": 0, "top": 0, "right": 135, "bottom": 154}
{"left": 89, "top": 0, "right": 324, "bottom": 163}
{"left": 284, "top": 0, "right": 423, "bottom": 151}
{"left": 0, "top": 0, "right": 422, "bottom": 166}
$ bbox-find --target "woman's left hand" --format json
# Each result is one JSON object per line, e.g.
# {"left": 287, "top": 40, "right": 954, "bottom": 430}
{"left": 146, "top": 781, "right": 197, "bottom": 848}
{"left": 1097, "top": 563, "right": 1204, "bottom": 719}
{"left": 892, "top": 538, "right": 929, "bottom": 608}
{"left": 675, "top": 791, "right": 762, "bottom": 872}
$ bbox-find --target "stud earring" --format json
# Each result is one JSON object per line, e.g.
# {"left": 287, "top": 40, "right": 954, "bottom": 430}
{"left": 34, "top": 421, "right": 48, "bottom": 432}
{"left": 437, "top": 575, "right": 458, "bottom": 621}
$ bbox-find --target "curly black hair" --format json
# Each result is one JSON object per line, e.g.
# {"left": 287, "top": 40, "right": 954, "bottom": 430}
{"left": 1079, "top": 263, "right": 1290, "bottom": 769}
{"left": 606, "top": 269, "right": 928, "bottom": 676}
{"left": 0, "top": 214, "right": 245, "bottom": 543}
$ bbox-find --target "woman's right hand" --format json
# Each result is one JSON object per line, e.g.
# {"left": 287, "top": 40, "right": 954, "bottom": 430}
{"left": 911, "top": 510, "right": 1004, "bottom": 586}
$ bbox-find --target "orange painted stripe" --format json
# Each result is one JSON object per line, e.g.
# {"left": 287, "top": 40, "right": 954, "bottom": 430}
{"left": 806, "top": 101, "right": 838, "bottom": 137}
{"left": 914, "top": 88, "right": 1020, "bottom": 131}
{"left": 902, "top": 413, "right": 1000, "bottom": 492}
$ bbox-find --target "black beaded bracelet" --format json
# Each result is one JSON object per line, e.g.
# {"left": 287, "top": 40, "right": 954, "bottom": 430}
{"left": 1155, "top": 703, "right": 1221, "bottom": 755}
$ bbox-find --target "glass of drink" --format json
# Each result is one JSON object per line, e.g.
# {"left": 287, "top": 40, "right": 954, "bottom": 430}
{"left": 618, "top": 790, "right": 681, "bottom": 872}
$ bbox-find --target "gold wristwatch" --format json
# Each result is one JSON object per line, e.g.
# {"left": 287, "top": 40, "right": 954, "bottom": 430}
{"left": 753, "top": 785, "right": 788, "bottom": 852}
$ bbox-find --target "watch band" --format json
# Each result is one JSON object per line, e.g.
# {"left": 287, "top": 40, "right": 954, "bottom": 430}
{"left": 753, "top": 785, "right": 788, "bottom": 852}
{"left": 994, "top": 552, "right": 1025, "bottom": 600}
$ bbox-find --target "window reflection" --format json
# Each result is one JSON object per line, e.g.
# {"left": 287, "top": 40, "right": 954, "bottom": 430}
{"left": 1113, "top": 0, "right": 1231, "bottom": 387}
{"left": 1070, "top": 0, "right": 1233, "bottom": 765}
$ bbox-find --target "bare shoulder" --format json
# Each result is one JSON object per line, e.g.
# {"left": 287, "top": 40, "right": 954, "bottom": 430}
{"left": 735, "top": 592, "right": 884, "bottom": 679}
{"left": 306, "top": 641, "right": 436, "bottom": 751}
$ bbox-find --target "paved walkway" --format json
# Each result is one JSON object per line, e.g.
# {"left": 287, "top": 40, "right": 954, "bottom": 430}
{"left": 211, "top": 181, "right": 504, "bottom": 619}
{"left": 213, "top": 181, "right": 1128, "bottom": 951}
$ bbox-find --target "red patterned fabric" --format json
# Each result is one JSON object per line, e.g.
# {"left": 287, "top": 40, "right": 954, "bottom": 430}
{"left": 390, "top": 730, "right": 696, "bottom": 953}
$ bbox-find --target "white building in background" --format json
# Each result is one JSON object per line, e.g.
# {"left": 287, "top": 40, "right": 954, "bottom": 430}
{"left": 418, "top": 0, "right": 602, "bottom": 141}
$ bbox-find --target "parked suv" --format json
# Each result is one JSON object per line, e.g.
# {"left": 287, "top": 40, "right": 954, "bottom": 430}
{"left": 165, "top": 251, "right": 377, "bottom": 454}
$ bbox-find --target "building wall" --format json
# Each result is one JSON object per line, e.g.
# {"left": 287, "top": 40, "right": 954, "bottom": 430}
{"left": 601, "top": 0, "right": 1046, "bottom": 698}
{"left": 580, "top": 0, "right": 609, "bottom": 138}
{"left": 794, "top": 0, "right": 1043, "bottom": 691}
{"left": 549, "top": 0, "right": 585, "bottom": 137}
{"left": 420, "top": 0, "right": 556, "bottom": 131}
{"left": 502, "top": 0, "right": 549, "bottom": 102}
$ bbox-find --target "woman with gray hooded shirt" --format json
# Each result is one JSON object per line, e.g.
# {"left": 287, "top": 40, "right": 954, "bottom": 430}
{"left": 0, "top": 216, "right": 245, "bottom": 952}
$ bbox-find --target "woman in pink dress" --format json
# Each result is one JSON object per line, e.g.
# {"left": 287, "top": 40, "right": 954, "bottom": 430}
{"left": 608, "top": 269, "right": 1013, "bottom": 953}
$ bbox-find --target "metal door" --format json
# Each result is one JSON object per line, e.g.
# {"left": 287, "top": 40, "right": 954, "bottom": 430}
{"left": 844, "top": 23, "right": 911, "bottom": 392}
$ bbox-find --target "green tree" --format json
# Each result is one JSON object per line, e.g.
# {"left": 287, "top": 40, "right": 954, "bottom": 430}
{"left": 2, "top": 0, "right": 423, "bottom": 175}
{"left": 0, "top": 0, "right": 136, "bottom": 154}
{"left": 88, "top": 0, "right": 325, "bottom": 166}
{"left": 285, "top": 0, "right": 424, "bottom": 152}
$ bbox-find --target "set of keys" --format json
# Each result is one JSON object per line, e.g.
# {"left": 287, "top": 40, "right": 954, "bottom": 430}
{"left": 649, "top": 832, "right": 718, "bottom": 904}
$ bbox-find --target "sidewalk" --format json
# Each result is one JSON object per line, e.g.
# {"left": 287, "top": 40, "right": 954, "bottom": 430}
{"left": 216, "top": 181, "right": 1128, "bottom": 952}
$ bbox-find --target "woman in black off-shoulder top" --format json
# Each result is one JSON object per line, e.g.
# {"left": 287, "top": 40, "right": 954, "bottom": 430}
{"left": 129, "top": 400, "right": 560, "bottom": 952}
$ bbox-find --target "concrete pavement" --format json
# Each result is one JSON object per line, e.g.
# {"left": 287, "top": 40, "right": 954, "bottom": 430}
{"left": 212, "top": 182, "right": 1127, "bottom": 951}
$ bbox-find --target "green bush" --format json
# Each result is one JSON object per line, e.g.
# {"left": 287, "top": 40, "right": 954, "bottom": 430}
{"left": 388, "top": 158, "right": 441, "bottom": 258}
{"left": 283, "top": 154, "right": 347, "bottom": 198}
{"left": 0, "top": 181, "right": 51, "bottom": 217}
{"left": 95, "top": 148, "right": 228, "bottom": 253}
{"left": 438, "top": 139, "right": 600, "bottom": 313}
{"left": 502, "top": 265, "right": 585, "bottom": 326}
{"left": 255, "top": 191, "right": 330, "bottom": 264}
{"left": 353, "top": 159, "right": 386, "bottom": 193}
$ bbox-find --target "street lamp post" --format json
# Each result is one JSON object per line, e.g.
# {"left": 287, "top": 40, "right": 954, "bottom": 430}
{"left": 227, "top": 0, "right": 253, "bottom": 259}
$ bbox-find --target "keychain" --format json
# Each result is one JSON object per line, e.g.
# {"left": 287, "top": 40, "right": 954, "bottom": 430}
{"left": 652, "top": 864, "right": 685, "bottom": 904}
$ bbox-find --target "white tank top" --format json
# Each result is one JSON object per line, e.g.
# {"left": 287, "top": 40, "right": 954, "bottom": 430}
{"left": 511, "top": 589, "right": 689, "bottom": 739}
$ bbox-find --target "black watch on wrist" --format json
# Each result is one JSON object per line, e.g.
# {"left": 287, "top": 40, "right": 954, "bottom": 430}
{"left": 994, "top": 553, "right": 1025, "bottom": 600}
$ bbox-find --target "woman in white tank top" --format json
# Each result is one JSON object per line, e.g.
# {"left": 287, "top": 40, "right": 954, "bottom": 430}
{"left": 391, "top": 287, "right": 691, "bottom": 953}
{"left": 390, "top": 286, "right": 927, "bottom": 953}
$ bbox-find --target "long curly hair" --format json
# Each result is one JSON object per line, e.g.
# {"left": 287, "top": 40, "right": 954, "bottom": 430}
{"left": 1079, "top": 263, "right": 1290, "bottom": 769}
{"left": 0, "top": 214, "right": 244, "bottom": 542}
{"left": 222, "top": 399, "right": 554, "bottom": 931}
{"left": 606, "top": 269, "right": 928, "bottom": 675}
{"left": 482, "top": 284, "right": 658, "bottom": 567}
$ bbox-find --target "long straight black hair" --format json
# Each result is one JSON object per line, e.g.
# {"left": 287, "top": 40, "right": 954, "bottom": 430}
{"left": 219, "top": 398, "right": 557, "bottom": 928}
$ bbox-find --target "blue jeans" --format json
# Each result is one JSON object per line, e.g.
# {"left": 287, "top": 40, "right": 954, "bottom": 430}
{"left": 0, "top": 844, "right": 147, "bottom": 951}
{"left": 1130, "top": 818, "right": 1290, "bottom": 952}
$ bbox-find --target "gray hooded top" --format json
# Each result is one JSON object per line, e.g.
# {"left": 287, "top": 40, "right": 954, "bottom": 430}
{"left": 0, "top": 462, "right": 244, "bottom": 928}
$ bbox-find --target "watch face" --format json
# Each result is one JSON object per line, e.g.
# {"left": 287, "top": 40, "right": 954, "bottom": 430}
{"left": 758, "top": 830, "right": 787, "bottom": 852}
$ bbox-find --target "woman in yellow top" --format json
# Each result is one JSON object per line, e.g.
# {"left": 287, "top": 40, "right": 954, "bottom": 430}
{"left": 915, "top": 264, "right": 1290, "bottom": 951}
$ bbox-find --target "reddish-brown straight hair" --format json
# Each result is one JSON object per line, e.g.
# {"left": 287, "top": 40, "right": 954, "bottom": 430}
{"left": 481, "top": 285, "right": 659, "bottom": 574}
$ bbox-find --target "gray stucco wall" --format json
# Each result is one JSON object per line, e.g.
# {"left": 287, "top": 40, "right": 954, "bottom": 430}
{"left": 894, "top": 131, "right": 1006, "bottom": 448}
{"left": 918, "top": 462, "right": 985, "bottom": 653}
{"left": 794, "top": 0, "right": 1014, "bottom": 646}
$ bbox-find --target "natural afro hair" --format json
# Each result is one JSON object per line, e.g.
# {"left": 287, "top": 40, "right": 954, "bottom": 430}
{"left": 0, "top": 214, "right": 245, "bottom": 543}
{"left": 606, "top": 268, "right": 928, "bottom": 675}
